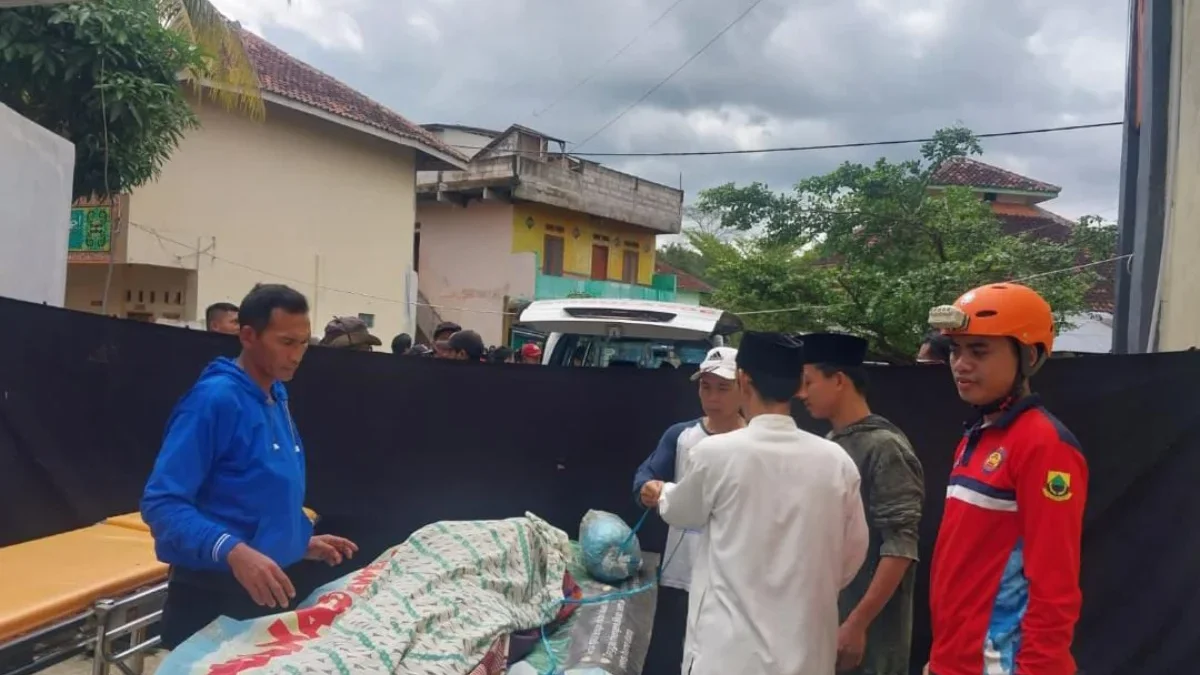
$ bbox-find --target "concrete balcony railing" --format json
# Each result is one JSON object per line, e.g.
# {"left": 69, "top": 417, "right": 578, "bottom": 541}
{"left": 533, "top": 271, "right": 678, "bottom": 302}
{"left": 418, "top": 154, "right": 684, "bottom": 235}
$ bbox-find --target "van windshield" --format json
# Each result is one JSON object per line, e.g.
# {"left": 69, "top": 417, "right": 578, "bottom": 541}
{"left": 550, "top": 334, "right": 714, "bottom": 368}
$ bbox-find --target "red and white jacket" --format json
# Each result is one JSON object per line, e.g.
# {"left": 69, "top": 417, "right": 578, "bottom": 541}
{"left": 928, "top": 395, "right": 1087, "bottom": 675}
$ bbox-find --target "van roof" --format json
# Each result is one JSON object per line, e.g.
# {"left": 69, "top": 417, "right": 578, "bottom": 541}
{"left": 518, "top": 298, "right": 743, "bottom": 340}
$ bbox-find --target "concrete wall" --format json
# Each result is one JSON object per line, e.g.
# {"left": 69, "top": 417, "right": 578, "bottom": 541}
{"left": 423, "top": 155, "right": 684, "bottom": 235}
{"left": 512, "top": 157, "right": 682, "bottom": 235}
{"left": 66, "top": 262, "right": 195, "bottom": 320}
{"left": 1155, "top": 0, "right": 1200, "bottom": 350}
{"left": 0, "top": 103, "right": 74, "bottom": 307}
{"left": 417, "top": 127, "right": 495, "bottom": 184}
{"left": 416, "top": 200, "right": 535, "bottom": 345}
{"left": 437, "top": 127, "right": 494, "bottom": 159}
{"left": 1114, "top": 0, "right": 1173, "bottom": 353}
{"left": 108, "top": 97, "right": 418, "bottom": 349}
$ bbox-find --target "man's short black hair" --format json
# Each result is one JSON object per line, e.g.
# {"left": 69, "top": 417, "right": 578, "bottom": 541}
{"left": 813, "top": 363, "right": 869, "bottom": 395}
{"left": 237, "top": 284, "right": 309, "bottom": 333}
{"left": 205, "top": 302, "right": 238, "bottom": 326}
{"left": 489, "top": 346, "right": 513, "bottom": 363}
{"left": 742, "top": 367, "right": 800, "bottom": 404}
{"left": 434, "top": 321, "right": 462, "bottom": 340}
{"left": 448, "top": 329, "right": 485, "bottom": 361}
{"left": 392, "top": 333, "right": 413, "bottom": 354}
{"left": 921, "top": 331, "right": 952, "bottom": 362}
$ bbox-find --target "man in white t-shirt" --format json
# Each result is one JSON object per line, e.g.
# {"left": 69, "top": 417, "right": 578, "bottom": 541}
{"left": 632, "top": 346, "right": 744, "bottom": 674}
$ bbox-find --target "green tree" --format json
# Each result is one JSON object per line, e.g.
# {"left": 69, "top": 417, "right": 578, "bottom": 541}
{"left": 692, "top": 126, "right": 1103, "bottom": 362}
{"left": 0, "top": 0, "right": 207, "bottom": 198}
{"left": 657, "top": 241, "right": 711, "bottom": 281}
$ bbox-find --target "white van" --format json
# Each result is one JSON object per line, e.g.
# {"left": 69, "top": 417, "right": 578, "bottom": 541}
{"left": 517, "top": 299, "right": 744, "bottom": 368}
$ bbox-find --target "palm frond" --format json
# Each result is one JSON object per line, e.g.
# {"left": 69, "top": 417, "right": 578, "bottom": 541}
{"left": 161, "top": 0, "right": 269, "bottom": 121}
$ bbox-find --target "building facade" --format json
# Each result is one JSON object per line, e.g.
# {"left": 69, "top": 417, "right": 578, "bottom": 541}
{"left": 1116, "top": 0, "right": 1200, "bottom": 353}
{"left": 929, "top": 156, "right": 1117, "bottom": 353}
{"left": 415, "top": 124, "right": 684, "bottom": 345}
{"left": 64, "top": 30, "right": 466, "bottom": 347}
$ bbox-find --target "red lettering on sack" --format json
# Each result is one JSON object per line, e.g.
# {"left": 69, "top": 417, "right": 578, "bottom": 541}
{"left": 205, "top": 591, "right": 355, "bottom": 675}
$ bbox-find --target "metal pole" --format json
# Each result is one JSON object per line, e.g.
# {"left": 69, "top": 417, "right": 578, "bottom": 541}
{"left": 313, "top": 254, "right": 321, "bottom": 319}
{"left": 90, "top": 600, "right": 112, "bottom": 675}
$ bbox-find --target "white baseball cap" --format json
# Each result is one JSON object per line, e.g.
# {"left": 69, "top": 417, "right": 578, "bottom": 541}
{"left": 691, "top": 347, "right": 738, "bottom": 381}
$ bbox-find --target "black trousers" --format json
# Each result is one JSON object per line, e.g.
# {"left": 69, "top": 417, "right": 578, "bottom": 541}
{"left": 159, "top": 560, "right": 353, "bottom": 649}
{"left": 643, "top": 586, "right": 689, "bottom": 675}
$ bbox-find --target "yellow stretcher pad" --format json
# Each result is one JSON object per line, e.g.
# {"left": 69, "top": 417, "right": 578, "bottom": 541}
{"left": 0, "top": 508, "right": 320, "bottom": 644}
{"left": 0, "top": 516, "right": 166, "bottom": 643}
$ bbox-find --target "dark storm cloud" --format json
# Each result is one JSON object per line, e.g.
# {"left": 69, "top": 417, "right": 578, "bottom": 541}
{"left": 244, "top": 0, "right": 1128, "bottom": 219}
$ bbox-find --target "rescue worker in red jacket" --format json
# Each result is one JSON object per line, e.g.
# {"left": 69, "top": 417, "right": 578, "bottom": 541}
{"left": 924, "top": 283, "right": 1087, "bottom": 675}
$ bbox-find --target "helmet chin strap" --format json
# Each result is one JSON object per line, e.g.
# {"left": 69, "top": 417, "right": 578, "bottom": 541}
{"left": 973, "top": 340, "right": 1043, "bottom": 416}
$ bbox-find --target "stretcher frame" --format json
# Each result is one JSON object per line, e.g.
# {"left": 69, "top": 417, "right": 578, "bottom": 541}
{"left": 0, "top": 580, "right": 167, "bottom": 675}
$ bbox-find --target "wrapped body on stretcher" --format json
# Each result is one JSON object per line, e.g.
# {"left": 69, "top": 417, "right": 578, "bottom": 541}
{"left": 0, "top": 512, "right": 658, "bottom": 675}
{"left": 0, "top": 509, "right": 317, "bottom": 675}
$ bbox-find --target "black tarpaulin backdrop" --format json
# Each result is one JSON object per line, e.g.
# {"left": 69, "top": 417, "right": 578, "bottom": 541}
{"left": 1, "top": 296, "right": 1198, "bottom": 674}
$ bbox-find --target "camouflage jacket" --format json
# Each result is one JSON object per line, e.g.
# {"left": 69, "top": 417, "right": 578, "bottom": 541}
{"left": 830, "top": 414, "right": 926, "bottom": 675}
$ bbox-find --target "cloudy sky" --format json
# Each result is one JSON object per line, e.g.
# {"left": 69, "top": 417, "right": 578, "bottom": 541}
{"left": 212, "top": 0, "right": 1128, "bottom": 220}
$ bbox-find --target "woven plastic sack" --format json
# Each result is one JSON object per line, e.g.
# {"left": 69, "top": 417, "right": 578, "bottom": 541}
{"left": 578, "top": 509, "right": 643, "bottom": 584}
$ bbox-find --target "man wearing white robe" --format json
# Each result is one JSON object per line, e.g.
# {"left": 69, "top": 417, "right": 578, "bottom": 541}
{"left": 654, "top": 331, "right": 871, "bottom": 675}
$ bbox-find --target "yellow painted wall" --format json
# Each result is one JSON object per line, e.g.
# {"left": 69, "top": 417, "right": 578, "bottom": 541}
{"left": 511, "top": 203, "right": 656, "bottom": 285}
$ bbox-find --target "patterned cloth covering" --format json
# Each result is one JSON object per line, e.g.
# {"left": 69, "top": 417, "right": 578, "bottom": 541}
{"left": 157, "top": 513, "right": 572, "bottom": 675}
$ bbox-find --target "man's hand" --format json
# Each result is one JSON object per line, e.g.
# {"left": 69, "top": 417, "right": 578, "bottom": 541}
{"left": 227, "top": 543, "right": 295, "bottom": 608}
{"left": 639, "top": 480, "right": 665, "bottom": 508}
{"left": 835, "top": 619, "right": 867, "bottom": 672}
{"left": 305, "top": 534, "right": 359, "bottom": 566}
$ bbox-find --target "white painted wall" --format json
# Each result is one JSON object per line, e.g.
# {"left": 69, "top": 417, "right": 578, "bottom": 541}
{"left": 0, "top": 103, "right": 74, "bottom": 306}
{"left": 1156, "top": 0, "right": 1200, "bottom": 350}
{"left": 416, "top": 127, "right": 497, "bottom": 185}
{"left": 1057, "top": 312, "right": 1113, "bottom": 354}
{"left": 417, "top": 201, "right": 535, "bottom": 345}
{"left": 112, "top": 97, "right": 419, "bottom": 349}
{"left": 435, "top": 128, "right": 495, "bottom": 160}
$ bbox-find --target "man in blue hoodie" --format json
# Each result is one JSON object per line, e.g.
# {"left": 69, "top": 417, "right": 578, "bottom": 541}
{"left": 142, "top": 283, "right": 358, "bottom": 648}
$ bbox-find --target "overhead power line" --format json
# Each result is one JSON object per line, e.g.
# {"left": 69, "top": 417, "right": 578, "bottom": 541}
{"left": 571, "top": 0, "right": 770, "bottom": 152}
{"left": 127, "top": 221, "right": 1127, "bottom": 321}
{"left": 531, "top": 0, "right": 694, "bottom": 120}
{"left": 444, "top": 121, "right": 1123, "bottom": 158}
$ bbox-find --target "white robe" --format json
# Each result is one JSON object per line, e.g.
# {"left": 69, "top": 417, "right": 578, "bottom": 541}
{"left": 658, "top": 414, "right": 870, "bottom": 675}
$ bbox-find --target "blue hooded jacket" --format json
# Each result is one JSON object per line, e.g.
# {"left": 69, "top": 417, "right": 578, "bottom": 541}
{"left": 141, "top": 357, "right": 312, "bottom": 572}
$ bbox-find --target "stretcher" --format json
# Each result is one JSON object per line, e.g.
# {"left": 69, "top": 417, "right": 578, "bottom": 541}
{"left": 0, "top": 509, "right": 319, "bottom": 675}
{"left": 0, "top": 514, "right": 167, "bottom": 675}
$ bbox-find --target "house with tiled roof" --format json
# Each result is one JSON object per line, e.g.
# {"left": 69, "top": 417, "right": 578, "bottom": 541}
{"left": 412, "top": 123, "right": 684, "bottom": 346}
{"left": 63, "top": 29, "right": 467, "bottom": 348}
{"left": 929, "top": 157, "right": 1115, "bottom": 312}
{"left": 655, "top": 260, "right": 714, "bottom": 306}
{"left": 928, "top": 156, "right": 1115, "bottom": 352}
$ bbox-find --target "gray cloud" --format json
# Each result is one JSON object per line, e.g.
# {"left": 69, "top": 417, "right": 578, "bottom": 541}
{"left": 232, "top": 0, "right": 1128, "bottom": 220}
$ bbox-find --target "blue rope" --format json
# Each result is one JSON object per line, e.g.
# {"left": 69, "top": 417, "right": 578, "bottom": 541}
{"left": 538, "top": 508, "right": 683, "bottom": 675}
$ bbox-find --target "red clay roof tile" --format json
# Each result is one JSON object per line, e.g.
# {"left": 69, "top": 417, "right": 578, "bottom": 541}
{"left": 931, "top": 156, "right": 1061, "bottom": 194}
{"left": 655, "top": 260, "right": 714, "bottom": 294}
{"left": 239, "top": 29, "right": 466, "bottom": 165}
{"left": 992, "top": 205, "right": 1114, "bottom": 312}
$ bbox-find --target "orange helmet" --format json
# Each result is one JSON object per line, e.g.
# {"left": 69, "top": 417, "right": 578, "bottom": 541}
{"left": 928, "top": 283, "right": 1054, "bottom": 357}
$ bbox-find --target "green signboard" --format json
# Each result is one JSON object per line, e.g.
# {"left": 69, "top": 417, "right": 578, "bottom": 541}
{"left": 69, "top": 205, "right": 112, "bottom": 253}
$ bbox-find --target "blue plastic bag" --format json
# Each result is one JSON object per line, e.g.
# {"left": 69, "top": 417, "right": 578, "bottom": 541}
{"left": 579, "top": 509, "right": 643, "bottom": 583}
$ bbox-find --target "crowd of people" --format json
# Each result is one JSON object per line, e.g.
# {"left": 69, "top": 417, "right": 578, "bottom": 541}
{"left": 204, "top": 303, "right": 543, "bottom": 365}
{"left": 151, "top": 280, "right": 1084, "bottom": 675}
{"left": 631, "top": 282, "right": 1086, "bottom": 675}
